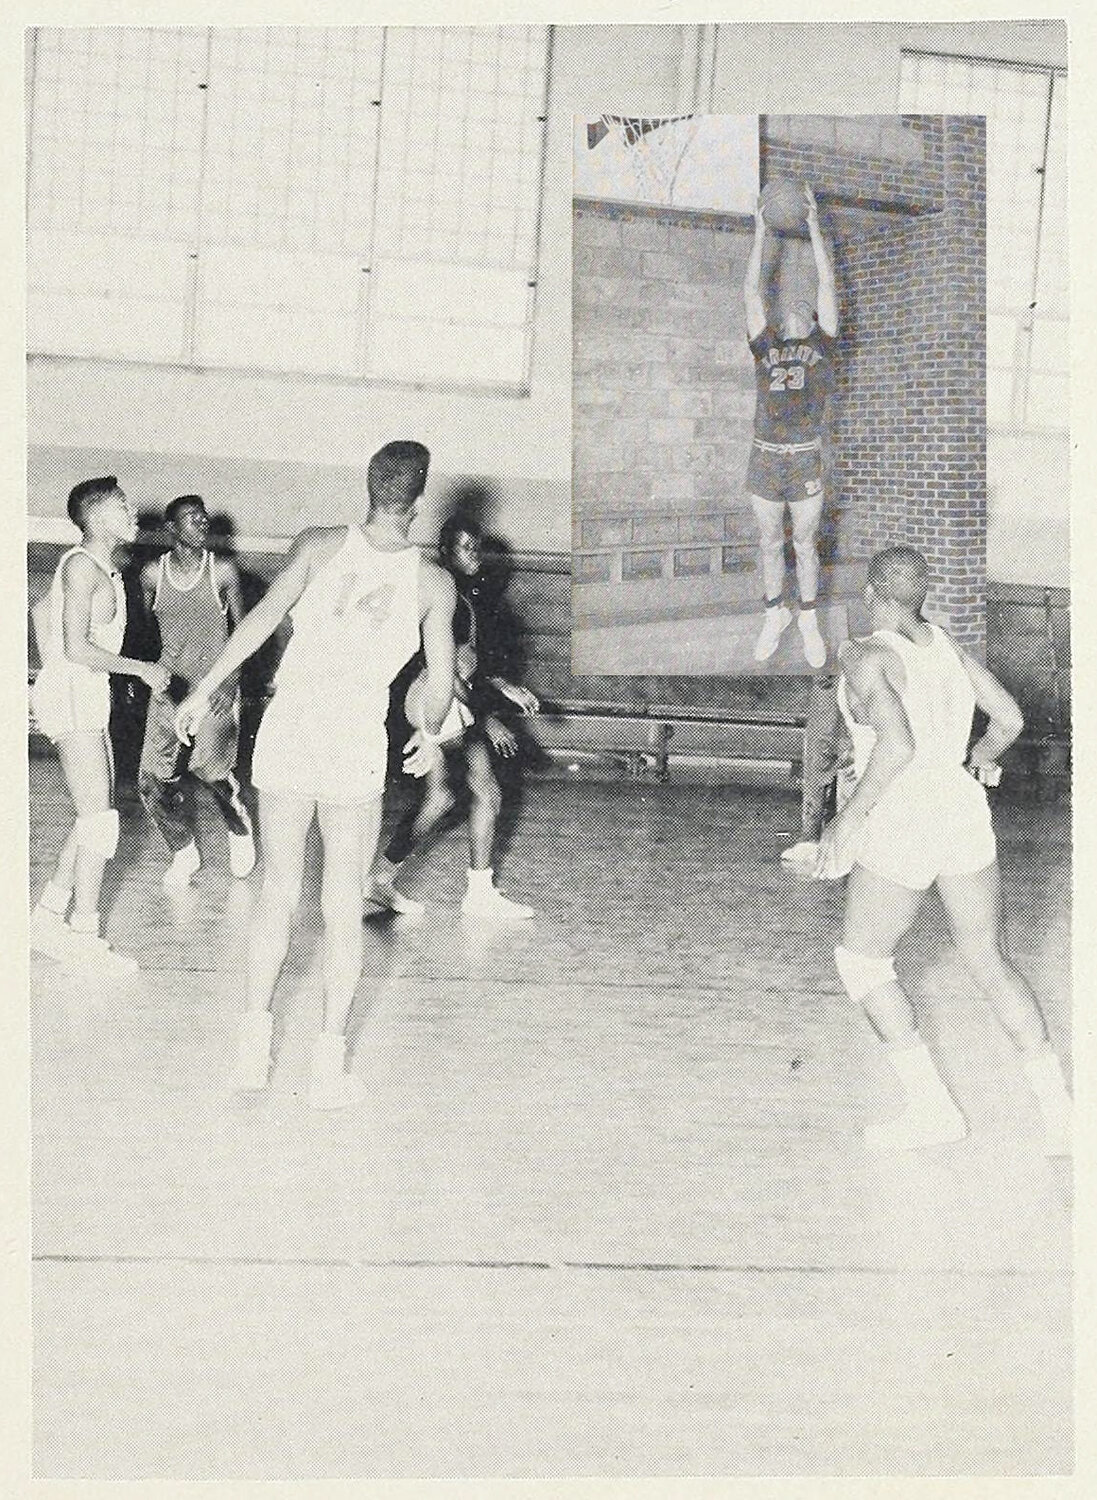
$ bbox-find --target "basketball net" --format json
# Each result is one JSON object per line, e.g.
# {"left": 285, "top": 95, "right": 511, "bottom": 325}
{"left": 593, "top": 115, "right": 699, "bottom": 205}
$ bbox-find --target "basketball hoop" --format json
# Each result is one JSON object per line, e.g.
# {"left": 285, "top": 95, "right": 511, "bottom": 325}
{"left": 589, "top": 115, "right": 699, "bottom": 205}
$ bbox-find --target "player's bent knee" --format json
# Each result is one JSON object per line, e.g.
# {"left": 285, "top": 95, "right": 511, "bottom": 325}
{"left": 835, "top": 944, "right": 896, "bottom": 1003}
{"left": 75, "top": 808, "right": 119, "bottom": 858}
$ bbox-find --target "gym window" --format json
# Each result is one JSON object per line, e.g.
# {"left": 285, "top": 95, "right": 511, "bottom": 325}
{"left": 26, "top": 26, "right": 550, "bottom": 391}
{"left": 898, "top": 50, "right": 1067, "bottom": 435}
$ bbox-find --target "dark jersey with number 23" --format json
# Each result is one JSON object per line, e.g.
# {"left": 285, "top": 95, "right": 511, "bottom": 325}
{"left": 749, "top": 324, "right": 834, "bottom": 443}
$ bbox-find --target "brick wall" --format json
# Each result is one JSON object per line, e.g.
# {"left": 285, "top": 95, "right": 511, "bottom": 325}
{"left": 574, "top": 113, "right": 988, "bottom": 655}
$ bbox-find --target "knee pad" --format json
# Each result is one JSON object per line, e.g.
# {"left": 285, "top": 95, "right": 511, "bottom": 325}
{"left": 261, "top": 868, "right": 302, "bottom": 912}
{"left": 75, "top": 808, "right": 119, "bottom": 858}
{"left": 835, "top": 944, "right": 896, "bottom": 1004}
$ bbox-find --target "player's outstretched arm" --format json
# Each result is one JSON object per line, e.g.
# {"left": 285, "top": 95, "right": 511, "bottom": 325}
{"left": 175, "top": 528, "right": 324, "bottom": 740}
{"left": 804, "top": 187, "right": 838, "bottom": 337}
{"left": 743, "top": 199, "right": 767, "bottom": 341}
{"left": 959, "top": 646, "right": 1026, "bottom": 767}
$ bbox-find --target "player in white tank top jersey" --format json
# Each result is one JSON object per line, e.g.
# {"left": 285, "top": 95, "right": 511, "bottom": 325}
{"left": 815, "top": 547, "right": 1070, "bottom": 1156}
{"left": 29, "top": 478, "right": 171, "bottom": 976}
{"left": 174, "top": 442, "right": 457, "bottom": 1110}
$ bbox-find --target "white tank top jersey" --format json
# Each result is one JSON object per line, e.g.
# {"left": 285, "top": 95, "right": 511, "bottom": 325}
{"left": 42, "top": 545, "right": 127, "bottom": 661}
{"left": 839, "top": 623, "right": 976, "bottom": 782}
{"left": 273, "top": 525, "right": 421, "bottom": 697}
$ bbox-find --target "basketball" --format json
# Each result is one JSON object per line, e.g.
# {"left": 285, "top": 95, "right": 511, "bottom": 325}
{"left": 760, "top": 177, "right": 807, "bottom": 232}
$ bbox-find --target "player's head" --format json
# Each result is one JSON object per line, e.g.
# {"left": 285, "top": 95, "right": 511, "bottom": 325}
{"left": 438, "top": 514, "right": 482, "bottom": 578}
{"left": 780, "top": 299, "right": 814, "bottom": 340}
{"left": 367, "top": 440, "right": 431, "bottom": 518}
{"left": 866, "top": 546, "right": 930, "bottom": 616}
{"left": 165, "top": 494, "right": 210, "bottom": 546}
{"left": 67, "top": 475, "right": 136, "bottom": 543}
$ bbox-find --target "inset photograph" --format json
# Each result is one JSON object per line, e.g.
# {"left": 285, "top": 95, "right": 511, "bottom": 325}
{"left": 573, "top": 113, "right": 987, "bottom": 676}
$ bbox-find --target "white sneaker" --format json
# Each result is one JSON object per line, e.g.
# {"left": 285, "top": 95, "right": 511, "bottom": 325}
{"left": 864, "top": 1102, "right": 968, "bottom": 1152}
{"left": 228, "top": 830, "right": 256, "bottom": 879}
{"left": 365, "top": 876, "right": 425, "bottom": 918}
{"left": 753, "top": 605, "right": 792, "bottom": 662}
{"left": 798, "top": 611, "right": 828, "bottom": 669}
{"left": 164, "top": 840, "right": 201, "bottom": 890}
{"left": 780, "top": 839, "right": 819, "bottom": 866}
{"left": 29, "top": 904, "right": 75, "bottom": 960}
{"left": 461, "top": 885, "right": 535, "bottom": 922}
{"left": 229, "top": 1010, "right": 273, "bottom": 1091}
{"left": 308, "top": 1033, "right": 366, "bottom": 1110}
{"left": 60, "top": 928, "right": 139, "bottom": 977}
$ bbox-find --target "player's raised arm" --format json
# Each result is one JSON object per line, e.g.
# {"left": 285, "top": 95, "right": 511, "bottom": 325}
{"left": 743, "top": 198, "right": 768, "bottom": 341}
{"left": 805, "top": 187, "right": 838, "bottom": 337}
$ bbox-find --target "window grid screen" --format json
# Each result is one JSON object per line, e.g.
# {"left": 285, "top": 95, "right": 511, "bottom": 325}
{"left": 201, "top": 28, "right": 385, "bottom": 254}
{"left": 26, "top": 24, "right": 550, "bottom": 388}
{"left": 898, "top": 52, "right": 1067, "bottom": 433}
{"left": 29, "top": 27, "right": 209, "bottom": 242}
{"left": 374, "top": 26, "right": 548, "bottom": 270}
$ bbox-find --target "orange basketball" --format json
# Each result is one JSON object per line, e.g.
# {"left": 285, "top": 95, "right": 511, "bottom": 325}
{"left": 760, "top": 177, "right": 807, "bottom": 233}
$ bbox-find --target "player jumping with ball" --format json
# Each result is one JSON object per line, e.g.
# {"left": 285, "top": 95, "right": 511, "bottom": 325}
{"left": 743, "top": 184, "right": 837, "bottom": 670}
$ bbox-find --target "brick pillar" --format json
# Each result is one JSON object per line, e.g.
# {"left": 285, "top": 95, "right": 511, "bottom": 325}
{"left": 901, "top": 117, "right": 987, "bottom": 655}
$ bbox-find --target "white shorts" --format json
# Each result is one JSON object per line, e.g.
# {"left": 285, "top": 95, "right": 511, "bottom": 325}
{"left": 251, "top": 680, "right": 388, "bottom": 805}
{"left": 855, "top": 766, "right": 997, "bottom": 891}
{"left": 31, "top": 659, "right": 111, "bottom": 741}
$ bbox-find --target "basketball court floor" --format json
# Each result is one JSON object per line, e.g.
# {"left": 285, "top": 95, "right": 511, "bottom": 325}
{"left": 30, "top": 756, "right": 1071, "bottom": 1479}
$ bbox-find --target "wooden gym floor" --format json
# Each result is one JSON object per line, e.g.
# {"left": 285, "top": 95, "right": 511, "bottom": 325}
{"left": 30, "top": 757, "right": 1072, "bottom": 1479}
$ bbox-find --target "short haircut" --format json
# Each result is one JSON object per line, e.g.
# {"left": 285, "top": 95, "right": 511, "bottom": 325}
{"left": 67, "top": 476, "right": 120, "bottom": 529}
{"left": 438, "top": 512, "right": 481, "bottom": 564}
{"left": 867, "top": 546, "right": 930, "bottom": 612}
{"left": 366, "top": 440, "right": 430, "bottom": 513}
{"left": 165, "top": 494, "right": 206, "bottom": 528}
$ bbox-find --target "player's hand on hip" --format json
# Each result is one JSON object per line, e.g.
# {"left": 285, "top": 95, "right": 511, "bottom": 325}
{"left": 967, "top": 757, "right": 1002, "bottom": 787}
{"left": 485, "top": 718, "right": 517, "bottom": 757}
{"left": 174, "top": 689, "right": 210, "bottom": 744}
{"left": 403, "top": 730, "right": 441, "bottom": 779}
{"left": 503, "top": 684, "right": 539, "bottom": 715}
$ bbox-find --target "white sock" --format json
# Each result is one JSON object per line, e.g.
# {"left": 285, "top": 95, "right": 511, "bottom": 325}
{"left": 68, "top": 910, "right": 100, "bottom": 937}
{"left": 1022, "top": 1046, "right": 1071, "bottom": 1130}
{"left": 312, "top": 1031, "right": 346, "bottom": 1074}
{"left": 39, "top": 880, "right": 73, "bottom": 916}
{"left": 888, "top": 1040, "right": 958, "bottom": 1113}
{"left": 467, "top": 867, "right": 494, "bottom": 894}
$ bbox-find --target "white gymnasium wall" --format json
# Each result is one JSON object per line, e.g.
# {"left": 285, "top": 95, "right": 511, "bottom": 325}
{"left": 28, "top": 21, "right": 1068, "bottom": 581}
